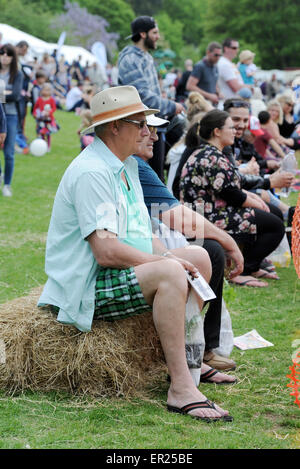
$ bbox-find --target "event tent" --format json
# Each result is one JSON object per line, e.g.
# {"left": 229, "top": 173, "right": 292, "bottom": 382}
{"left": 0, "top": 23, "right": 97, "bottom": 65}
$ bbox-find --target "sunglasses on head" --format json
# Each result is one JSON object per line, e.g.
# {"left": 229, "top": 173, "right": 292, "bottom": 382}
{"left": 0, "top": 50, "right": 13, "bottom": 57}
{"left": 226, "top": 101, "right": 250, "bottom": 109}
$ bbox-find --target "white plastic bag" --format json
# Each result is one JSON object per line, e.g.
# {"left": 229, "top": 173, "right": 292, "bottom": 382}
{"left": 151, "top": 218, "right": 188, "bottom": 249}
{"left": 213, "top": 298, "right": 234, "bottom": 358}
{"left": 267, "top": 233, "right": 291, "bottom": 268}
{"left": 185, "top": 290, "right": 205, "bottom": 386}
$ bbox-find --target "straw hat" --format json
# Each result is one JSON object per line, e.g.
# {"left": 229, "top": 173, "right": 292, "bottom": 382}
{"left": 81, "top": 86, "right": 159, "bottom": 134}
{"left": 239, "top": 50, "right": 255, "bottom": 63}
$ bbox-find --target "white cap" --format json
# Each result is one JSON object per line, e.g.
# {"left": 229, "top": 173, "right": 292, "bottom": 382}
{"left": 146, "top": 113, "right": 169, "bottom": 127}
{"left": 143, "top": 105, "right": 169, "bottom": 126}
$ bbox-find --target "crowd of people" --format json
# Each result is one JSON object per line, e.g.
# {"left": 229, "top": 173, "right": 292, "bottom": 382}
{"left": 1, "top": 16, "right": 300, "bottom": 422}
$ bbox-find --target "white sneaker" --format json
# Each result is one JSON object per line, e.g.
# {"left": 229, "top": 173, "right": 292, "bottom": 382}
{"left": 2, "top": 185, "right": 12, "bottom": 197}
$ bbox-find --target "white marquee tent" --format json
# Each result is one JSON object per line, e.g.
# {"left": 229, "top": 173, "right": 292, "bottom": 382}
{"left": 0, "top": 23, "right": 98, "bottom": 65}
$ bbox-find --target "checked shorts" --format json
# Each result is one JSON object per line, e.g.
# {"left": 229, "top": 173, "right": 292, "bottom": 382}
{"left": 94, "top": 267, "right": 152, "bottom": 321}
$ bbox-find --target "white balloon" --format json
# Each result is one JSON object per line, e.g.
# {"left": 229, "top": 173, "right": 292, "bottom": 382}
{"left": 29, "top": 138, "right": 48, "bottom": 157}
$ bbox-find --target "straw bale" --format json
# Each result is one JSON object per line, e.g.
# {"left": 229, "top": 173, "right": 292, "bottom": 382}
{"left": 0, "top": 287, "right": 166, "bottom": 397}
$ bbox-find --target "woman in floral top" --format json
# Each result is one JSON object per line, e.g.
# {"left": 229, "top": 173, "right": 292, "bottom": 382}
{"left": 180, "top": 110, "right": 285, "bottom": 287}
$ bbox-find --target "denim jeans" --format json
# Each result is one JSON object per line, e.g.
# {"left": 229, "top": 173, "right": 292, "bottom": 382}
{"left": 0, "top": 114, "right": 18, "bottom": 185}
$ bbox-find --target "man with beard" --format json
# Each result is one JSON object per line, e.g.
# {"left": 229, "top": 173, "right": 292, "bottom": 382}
{"left": 118, "top": 16, "right": 184, "bottom": 181}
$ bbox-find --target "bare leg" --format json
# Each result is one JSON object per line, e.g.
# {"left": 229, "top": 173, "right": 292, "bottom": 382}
{"left": 135, "top": 258, "right": 229, "bottom": 420}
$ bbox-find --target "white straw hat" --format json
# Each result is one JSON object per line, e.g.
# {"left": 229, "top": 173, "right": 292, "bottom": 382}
{"left": 81, "top": 86, "right": 159, "bottom": 134}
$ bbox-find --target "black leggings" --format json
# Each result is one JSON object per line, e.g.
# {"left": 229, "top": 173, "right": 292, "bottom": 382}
{"left": 238, "top": 207, "right": 285, "bottom": 275}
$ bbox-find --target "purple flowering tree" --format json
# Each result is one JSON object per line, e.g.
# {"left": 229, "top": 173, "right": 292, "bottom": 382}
{"left": 51, "top": 1, "right": 119, "bottom": 57}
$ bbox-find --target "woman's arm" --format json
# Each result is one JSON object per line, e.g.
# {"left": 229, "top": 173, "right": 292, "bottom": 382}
{"left": 5, "top": 72, "right": 23, "bottom": 103}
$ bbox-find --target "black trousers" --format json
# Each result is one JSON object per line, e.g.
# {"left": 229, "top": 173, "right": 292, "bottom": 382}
{"left": 236, "top": 206, "right": 285, "bottom": 275}
{"left": 202, "top": 239, "right": 225, "bottom": 351}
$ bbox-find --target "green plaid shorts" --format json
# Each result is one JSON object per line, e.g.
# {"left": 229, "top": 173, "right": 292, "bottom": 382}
{"left": 94, "top": 267, "right": 152, "bottom": 321}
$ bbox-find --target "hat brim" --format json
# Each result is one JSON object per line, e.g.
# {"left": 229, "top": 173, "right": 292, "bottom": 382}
{"left": 250, "top": 129, "right": 264, "bottom": 136}
{"left": 146, "top": 114, "right": 169, "bottom": 126}
{"left": 81, "top": 105, "right": 159, "bottom": 135}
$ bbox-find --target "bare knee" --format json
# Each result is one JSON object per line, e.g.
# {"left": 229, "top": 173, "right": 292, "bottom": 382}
{"left": 157, "top": 258, "right": 188, "bottom": 296}
{"left": 186, "top": 245, "right": 212, "bottom": 282}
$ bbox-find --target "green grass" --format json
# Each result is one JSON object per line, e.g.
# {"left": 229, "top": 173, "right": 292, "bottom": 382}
{"left": 0, "top": 110, "right": 299, "bottom": 449}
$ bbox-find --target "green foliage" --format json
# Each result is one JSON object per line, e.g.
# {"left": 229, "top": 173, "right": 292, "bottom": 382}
{"left": 203, "top": 0, "right": 300, "bottom": 68}
{"left": 79, "top": 0, "right": 135, "bottom": 50}
{"left": 126, "top": 0, "right": 163, "bottom": 16}
{"left": 161, "top": 0, "right": 208, "bottom": 47}
{"left": 155, "top": 12, "right": 184, "bottom": 59}
{"left": 0, "top": 0, "right": 58, "bottom": 43}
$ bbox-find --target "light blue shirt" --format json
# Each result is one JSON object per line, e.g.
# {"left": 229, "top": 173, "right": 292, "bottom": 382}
{"left": 38, "top": 136, "right": 152, "bottom": 332}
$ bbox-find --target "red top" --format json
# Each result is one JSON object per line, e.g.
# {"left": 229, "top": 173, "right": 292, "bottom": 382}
{"left": 254, "top": 129, "right": 272, "bottom": 158}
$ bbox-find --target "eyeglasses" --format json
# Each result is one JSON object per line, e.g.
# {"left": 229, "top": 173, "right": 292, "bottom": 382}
{"left": 213, "top": 53, "right": 222, "bottom": 57}
{"left": 121, "top": 118, "right": 147, "bottom": 129}
{"left": 229, "top": 46, "right": 239, "bottom": 50}
{"left": 147, "top": 125, "right": 157, "bottom": 135}
{"left": 0, "top": 50, "right": 13, "bottom": 57}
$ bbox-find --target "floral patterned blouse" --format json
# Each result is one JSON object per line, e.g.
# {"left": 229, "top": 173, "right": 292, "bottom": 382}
{"left": 179, "top": 142, "right": 257, "bottom": 240}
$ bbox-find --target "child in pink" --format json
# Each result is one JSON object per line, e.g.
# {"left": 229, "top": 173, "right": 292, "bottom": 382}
{"left": 33, "top": 83, "right": 59, "bottom": 151}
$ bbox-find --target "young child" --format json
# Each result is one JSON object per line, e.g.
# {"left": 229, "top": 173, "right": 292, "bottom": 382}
{"left": 238, "top": 50, "right": 257, "bottom": 85}
{"left": 33, "top": 83, "right": 59, "bottom": 151}
{"left": 77, "top": 109, "right": 94, "bottom": 150}
{"left": 30, "top": 71, "right": 48, "bottom": 110}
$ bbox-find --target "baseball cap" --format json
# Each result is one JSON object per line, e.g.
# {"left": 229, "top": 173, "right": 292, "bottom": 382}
{"left": 126, "top": 16, "right": 157, "bottom": 40}
{"left": 248, "top": 115, "right": 264, "bottom": 136}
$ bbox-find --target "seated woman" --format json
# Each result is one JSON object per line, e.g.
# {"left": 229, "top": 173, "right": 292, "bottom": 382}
{"left": 179, "top": 109, "right": 285, "bottom": 287}
{"left": 266, "top": 99, "right": 294, "bottom": 150}
{"left": 167, "top": 92, "right": 212, "bottom": 194}
{"left": 277, "top": 94, "right": 300, "bottom": 149}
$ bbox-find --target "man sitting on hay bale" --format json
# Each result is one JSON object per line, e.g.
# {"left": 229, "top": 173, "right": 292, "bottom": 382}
{"left": 38, "top": 85, "right": 233, "bottom": 422}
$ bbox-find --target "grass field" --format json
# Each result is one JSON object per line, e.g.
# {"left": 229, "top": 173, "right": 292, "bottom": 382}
{"left": 0, "top": 109, "right": 299, "bottom": 449}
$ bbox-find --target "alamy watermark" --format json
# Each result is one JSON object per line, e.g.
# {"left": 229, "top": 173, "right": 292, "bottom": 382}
{"left": 95, "top": 201, "right": 205, "bottom": 245}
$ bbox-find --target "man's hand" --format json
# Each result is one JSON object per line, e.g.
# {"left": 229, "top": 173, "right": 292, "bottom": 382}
{"left": 0, "top": 132, "right": 6, "bottom": 146}
{"left": 163, "top": 252, "right": 199, "bottom": 278}
{"left": 239, "top": 156, "right": 260, "bottom": 175}
{"left": 175, "top": 102, "right": 185, "bottom": 114}
{"left": 269, "top": 170, "right": 294, "bottom": 189}
{"left": 267, "top": 159, "right": 280, "bottom": 171}
{"left": 207, "top": 93, "right": 219, "bottom": 104}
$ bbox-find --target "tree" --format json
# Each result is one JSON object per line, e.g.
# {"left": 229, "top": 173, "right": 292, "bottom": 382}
{"left": 126, "top": 0, "right": 163, "bottom": 16}
{"left": 52, "top": 1, "right": 119, "bottom": 57}
{"left": 0, "top": 0, "right": 58, "bottom": 43}
{"left": 155, "top": 12, "right": 184, "bottom": 58}
{"left": 79, "top": 0, "right": 135, "bottom": 51}
{"left": 203, "top": 0, "right": 300, "bottom": 69}
{"left": 161, "top": 0, "right": 208, "bottom": 47}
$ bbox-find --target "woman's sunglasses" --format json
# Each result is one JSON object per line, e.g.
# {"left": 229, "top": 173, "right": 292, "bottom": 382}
{"left": 0, "top": 50, "right": 14, "bottom": 57}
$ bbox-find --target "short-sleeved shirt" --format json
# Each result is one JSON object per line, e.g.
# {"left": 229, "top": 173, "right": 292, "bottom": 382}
{"left": 217, "top": 56, "right": 244, "bottom": 100}
{"left": 38, "top": 137, "right": 152, "bottom": 332}
{"left": 133, "top": 156, "right": 179, "bottom": 218}
{"left": 191, "top": 58, "right": 219, "bottom": 94}
{"left": 254, "top": 129, "right": 272, "bottom": 158}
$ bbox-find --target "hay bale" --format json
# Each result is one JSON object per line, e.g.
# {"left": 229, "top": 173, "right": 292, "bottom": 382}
{"left": 0, "top": 287, "right": 166, "bottom": 397}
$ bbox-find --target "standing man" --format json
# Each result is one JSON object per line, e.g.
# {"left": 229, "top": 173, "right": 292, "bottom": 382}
{"left": 217, "top": 38, "right": 251, "bottom": 103}
{"left": 186, "top": 42, "right": 222, "bottom": 106}
{"left": 118, "top": 16, "right": 184, "bottom": 181}
{"left": 38, "top": 85, "right": 232, "bottom": 422}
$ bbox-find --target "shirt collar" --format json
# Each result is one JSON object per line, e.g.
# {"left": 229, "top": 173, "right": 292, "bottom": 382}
{"left": 92, "top": 136, "right": 137, "bottom": 175}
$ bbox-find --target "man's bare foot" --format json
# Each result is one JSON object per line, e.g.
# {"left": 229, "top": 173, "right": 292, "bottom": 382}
{"left": 201, "top": 363, "right": 237, "bottom": 384}
{"left": 167, "top": 385, "right": 230, "bottom": 420}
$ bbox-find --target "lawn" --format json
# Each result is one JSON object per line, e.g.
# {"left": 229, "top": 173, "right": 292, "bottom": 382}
{"left": 0, "top": 109, "right": 299, "bottom": 450}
